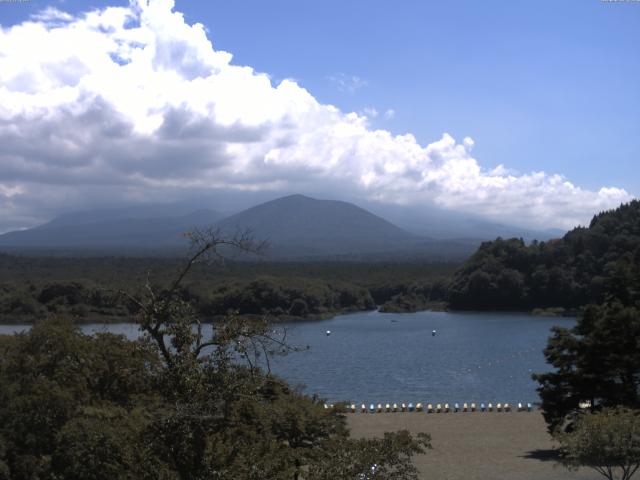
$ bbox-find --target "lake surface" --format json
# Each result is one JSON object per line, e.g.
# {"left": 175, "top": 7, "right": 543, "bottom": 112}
{"left": 0, "top": 310, "right": 573, "bottom": 404}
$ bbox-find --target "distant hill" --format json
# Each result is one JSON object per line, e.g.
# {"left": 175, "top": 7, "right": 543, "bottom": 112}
{"left": 216, "top": 194, "right": 477, "bottom": 259}
{"left": 0, "top": 194, "right": 477, "bottom": 259}
{"left": 0, "top": 209, "right": 222, "bottom": 250}
{"left": 40, "top": 203, "right": 212, "bottom": 229}
{"left": 217, "top": 194, "right": 411, "bottom": 256}
{"left": 447, "top": 200, "right": 640, "bottom": 310}
{"left": 363, "top": 201, "right": 564, "bottom": 241}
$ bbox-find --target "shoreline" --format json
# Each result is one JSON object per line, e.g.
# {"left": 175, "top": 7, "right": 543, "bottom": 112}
{"left": 0, "top": 304, "right": 575, "bottom": 326}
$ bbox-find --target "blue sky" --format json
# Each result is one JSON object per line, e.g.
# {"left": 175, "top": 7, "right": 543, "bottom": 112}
{"left": 0, "top": 0, "right": 638, "bottom": 230}
{"left": 204, "top": 0, "right": 640, "bottom": 189}
{"left": 184, "top": 0, "right": 640, "bottom": 193}
{"left": 5, "top": 0, "right": 635, "bottom": 191}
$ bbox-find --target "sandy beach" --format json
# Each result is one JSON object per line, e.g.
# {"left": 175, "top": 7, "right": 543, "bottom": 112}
{"left": 347, "top": 411, "right": 600, "bottom": 480}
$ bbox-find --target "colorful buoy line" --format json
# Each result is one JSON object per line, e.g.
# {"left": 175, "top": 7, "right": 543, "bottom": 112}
{"left": 323, "top": 402, "right": 535, "bottom": 413}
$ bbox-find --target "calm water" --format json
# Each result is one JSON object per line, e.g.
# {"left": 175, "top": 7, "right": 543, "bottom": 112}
{"left": 0, "top": 310, "right": 573, "bottom": 404}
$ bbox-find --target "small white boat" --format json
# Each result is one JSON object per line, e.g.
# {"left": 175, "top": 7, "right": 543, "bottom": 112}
{"left": 326, "top": 330, "right": 331, "bottom": 336}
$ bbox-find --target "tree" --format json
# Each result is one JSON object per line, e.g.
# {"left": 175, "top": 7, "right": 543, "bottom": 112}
{"left": 555, "top": 408, "right": 640, "bottom": 480}
{"left": 122, "top": 227, "right": 431, "bottom": 479}
{"left": 0, "top": 320, "right": 161, "bottom": 479}
{"left": 0, "top": 228, "right": 431, "bottom": 479}
{"left": 447, "top": 200, "right": 640, "bottom": 311}
{"left": 307, "top": 430, "right": 431, "bottom": 480}
{"left": 533, "top": 303, "right": 640, "bottom": 432}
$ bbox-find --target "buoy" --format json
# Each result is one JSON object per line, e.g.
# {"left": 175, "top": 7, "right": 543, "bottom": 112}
{"left": 432, "top": 329, "right": 437, "bottom": 336}
{"left": 326, "top": 330, "right": 331, "bottom": 336}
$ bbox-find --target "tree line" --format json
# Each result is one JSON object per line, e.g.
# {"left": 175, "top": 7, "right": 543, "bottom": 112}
{"left": 0, "top": 255, "right": 457, "bottom": 324}
{"left": 447, "top": 200, "right": 640, "bottom": 312}
{"left": 0, "top": 276, "right": 378, "bottom": 324}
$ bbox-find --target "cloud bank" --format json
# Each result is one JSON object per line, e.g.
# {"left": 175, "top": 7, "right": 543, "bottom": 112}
{"left": 0, "top": 0, "right": 633, "bottom": 232}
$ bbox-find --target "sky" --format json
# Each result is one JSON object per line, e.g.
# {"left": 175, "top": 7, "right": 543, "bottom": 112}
{"left": 0, "top": 0, "right": 638, "bottom": 233}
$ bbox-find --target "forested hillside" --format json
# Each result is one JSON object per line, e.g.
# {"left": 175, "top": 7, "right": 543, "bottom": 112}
{"left": 447, "top": 200, "right": 640, "bottom": 311}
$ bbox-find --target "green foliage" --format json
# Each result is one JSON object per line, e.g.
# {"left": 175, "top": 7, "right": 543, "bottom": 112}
{"left": 52, "top": 407, "right": 154, "bottom": 480}
{"left": 378, "top": 279, "right": 448, "bottom": 313}
{"left": 533, "top": 303, "right": 640, "bottom": 432}
{"left": 0, "top": 256, "right": 457, "bottom": 324}
{"left": 0, "top": 319, "right": 160, "bottom": 479}
{"left": 206, "top": 276, "right": 375, "bottom": 318}
{"left": 0, "top": 233, "right": 431, "bottom": 479}
{"left": 448, "top": 200, "right": 640, "bottom": 310}
{"left": 0, "top": 319, "right": 429, "bottom": 479}
{"left": 307, "top": 431, "right": 431, "bottom": 479}
{"left": 555, "top": 408, "right": 640, "bottom": 480}
{"left": 0, "top": 280, "right": 128, "bottom": 324}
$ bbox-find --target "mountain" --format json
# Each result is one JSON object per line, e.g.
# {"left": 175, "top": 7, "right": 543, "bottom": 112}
{"left": 40, "top": 203, "right": 212, "bottom": 229}
{"left": 0, "top": 194, "right": 477, "bottom": 259}
{"left": 0, "top": 209, "right": 222, "bottom": 251}
{"left": 214, "top": 194, "right": 475, "bottom": 259}
{"left": 216, "top": 194, "right": 411, "bottom": 256}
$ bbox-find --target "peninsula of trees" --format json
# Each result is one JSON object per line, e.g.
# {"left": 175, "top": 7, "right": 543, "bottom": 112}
{"left": 447, "top": 200, "right": 640, "bottom": 312}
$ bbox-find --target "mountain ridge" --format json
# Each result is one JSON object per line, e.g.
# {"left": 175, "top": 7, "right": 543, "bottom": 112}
{"left": 0, "top": 194, "right": 560, "bottom": 260}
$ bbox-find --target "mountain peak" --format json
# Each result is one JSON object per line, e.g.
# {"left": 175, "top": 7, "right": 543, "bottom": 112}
{"left": 216, "top": 195, "right": 418, "bottom": 257}
{"left": 280, "top": 193, "right": 313, "bottom": 200}
{"left": 267, "top": 194, "right": 317, "bottom": 204}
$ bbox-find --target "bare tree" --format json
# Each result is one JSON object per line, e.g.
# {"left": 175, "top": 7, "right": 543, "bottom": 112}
{"left": 119, "top": 227, "right": 299, "bottom": 372}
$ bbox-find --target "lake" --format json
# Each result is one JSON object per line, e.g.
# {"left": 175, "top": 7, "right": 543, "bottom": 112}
{"left": 0, "top": 310, "right": 573, "bottom": 405}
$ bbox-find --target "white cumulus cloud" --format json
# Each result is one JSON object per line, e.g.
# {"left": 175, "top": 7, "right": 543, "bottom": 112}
{"left": 0, "top": 0, "right": 633, "bottom": 232}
